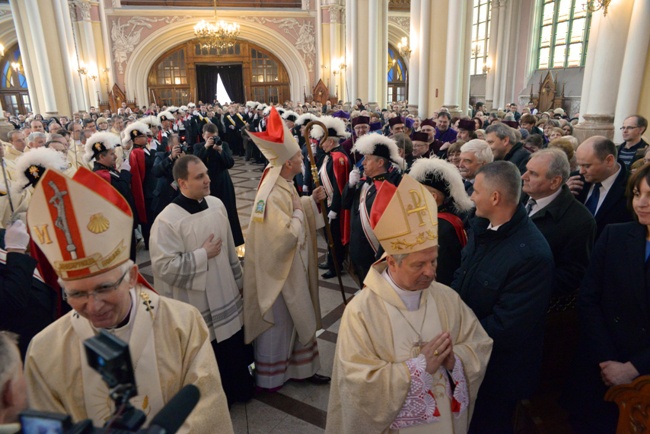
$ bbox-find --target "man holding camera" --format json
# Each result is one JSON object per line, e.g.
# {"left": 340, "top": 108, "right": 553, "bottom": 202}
{"left": 23, "top": 167, "right": 233, "bottom": 433}
{"left": 193, "top": 123, "right": 243, "bottom": 247}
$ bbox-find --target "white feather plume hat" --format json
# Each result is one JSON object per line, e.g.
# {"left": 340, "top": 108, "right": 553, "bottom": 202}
{"left": 310, "top": 115, "right": 350, "bottom": 140}
{"left": 352, "top": 134, "right": 405, "bottom": 170}
{"left": 409, "top": 158, "right": 474, "bottom": 213}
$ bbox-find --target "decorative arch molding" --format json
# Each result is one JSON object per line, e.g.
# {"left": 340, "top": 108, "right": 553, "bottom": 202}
{"left": 124, "top": 20, "right": 310, "bottom": 105}
{"left": 388, "top": 21, "right": 409, "bottom": 67}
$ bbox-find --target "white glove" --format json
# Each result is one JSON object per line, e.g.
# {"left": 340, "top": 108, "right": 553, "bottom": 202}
{"left": 349, "top": 168, "right": 361, "bottom": 187}
{"left": 193, "top": 110, "right": 199, "bottom": 116}
{"left": 302, "top": 185, "right": 309, "bottom": 194}
{"left": 121, "top": 158, "right": 131, "bottom": 172}
{"left": 327, "top": 210, "right": 338, "bottom": 223}
{"left": 5, "top": 220, "right": 30, "bottom": 251}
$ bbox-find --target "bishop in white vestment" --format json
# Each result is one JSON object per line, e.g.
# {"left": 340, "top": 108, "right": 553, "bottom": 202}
{"left": 326, "top": 175, "right": 492, "bottom": 433}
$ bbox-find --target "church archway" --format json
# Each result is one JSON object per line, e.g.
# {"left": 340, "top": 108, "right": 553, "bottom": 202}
{"left": 147, "top": 40, "right": 291, "bottom": 106}
{"left": 125, "top": 20, "right": 310, "bottom": 105}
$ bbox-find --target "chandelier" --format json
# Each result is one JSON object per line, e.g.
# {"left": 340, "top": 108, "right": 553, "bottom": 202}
{"left": 194, "top": 0, "right": 240, "bottom": 50}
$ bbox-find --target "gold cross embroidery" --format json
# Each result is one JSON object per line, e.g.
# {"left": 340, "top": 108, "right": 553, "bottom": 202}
{"left": 406, "top": 189, "right": 428, "bottom": 227}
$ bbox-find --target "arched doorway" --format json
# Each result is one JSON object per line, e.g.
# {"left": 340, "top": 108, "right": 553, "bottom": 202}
{"left": 0, "top": 44, "right": 31, "bottom": 115}
{"left": 387, "top": 44, "right": 408, "bottom": 103}
{"left": 147, "top": 40, "right": 291, "bottom": 106}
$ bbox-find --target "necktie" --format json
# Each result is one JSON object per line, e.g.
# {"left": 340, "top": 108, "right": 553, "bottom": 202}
{"left": 585, "top": 182, "right": 602, "bottom": 216}
{"left": 525, "top": 198, "right": 537, "bottom": 215}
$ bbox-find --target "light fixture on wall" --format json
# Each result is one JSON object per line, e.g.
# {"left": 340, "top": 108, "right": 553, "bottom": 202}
{"left": 78, "top": 61, "right": 88, "bottom": 76}
{"left": 482, "top": 57, "right": 492, "bottom": 74}
{"left": 585, "top": 0, "right": 611, "bottom": 16}
{"left": 0, "top": 44, "right": 4, "bottom": 57}
{"left": 332, "top": 57, "right": 346, "bottom": 76}
{"left": 194, "top": 0, "right": 240, "bottom": 49}
{"left": 398, "top": 37, "right": 411, "bottom": 59}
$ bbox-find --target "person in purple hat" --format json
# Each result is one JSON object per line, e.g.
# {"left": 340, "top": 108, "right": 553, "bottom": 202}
{"left": 387, "top": 116, "right": 405, "bottom": 136}
{"left": 458, "top": 118, "right": 478, "bottom": 142}
{"left": 341, "top": 115, "right": 370, "bottom": 156}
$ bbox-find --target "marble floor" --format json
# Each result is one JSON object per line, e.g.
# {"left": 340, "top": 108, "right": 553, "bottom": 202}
{"left": 137, "top": 156, "right": 357, "bottom": 433}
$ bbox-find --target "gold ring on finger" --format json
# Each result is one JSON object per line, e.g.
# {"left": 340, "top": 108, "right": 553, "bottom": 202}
{"left": 434, "top": 350, "right": 439, "bottom": 356}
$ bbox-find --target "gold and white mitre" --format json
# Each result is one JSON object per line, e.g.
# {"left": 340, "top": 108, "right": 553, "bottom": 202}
{"left": 370, "top": 174, "right": 439, "bottom": 255}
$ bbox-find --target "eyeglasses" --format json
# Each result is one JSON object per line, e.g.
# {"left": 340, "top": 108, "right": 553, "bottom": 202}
{"left": 620, "top": 126, "right": 640, "bottom": 131}
{"left": 63, "top": 269, "right": 130, "bottom": 303}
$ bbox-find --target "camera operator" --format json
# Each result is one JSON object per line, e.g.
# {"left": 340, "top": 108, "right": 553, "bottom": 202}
{"left": 193, "top": 124, "right": 243, "bottom": 247}
{"left": 0, "top": 331, "right": 27, "bottom": 433}
{"left": 151, "top": 134, "right": 184, "bottom": 220}
{"left": 24, "top": 168, "right": 233, "bottom": 434}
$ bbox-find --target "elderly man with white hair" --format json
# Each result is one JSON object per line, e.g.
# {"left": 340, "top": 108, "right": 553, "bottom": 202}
{"left": 459, "top": 139, "right": 494, "bottom": 195}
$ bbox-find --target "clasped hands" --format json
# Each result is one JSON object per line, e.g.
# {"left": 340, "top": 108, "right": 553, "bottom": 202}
{"left": 420, "top": 332, "right": 455, "bottom": 375}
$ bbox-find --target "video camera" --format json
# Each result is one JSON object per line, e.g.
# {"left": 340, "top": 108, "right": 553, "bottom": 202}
{"left": 20, "top": 330, "right": 200, "bottom": 434}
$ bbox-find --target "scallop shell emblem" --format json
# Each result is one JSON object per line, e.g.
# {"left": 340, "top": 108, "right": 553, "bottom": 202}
{"left": 87, "top": 213, "right": 110, "bottom": 234}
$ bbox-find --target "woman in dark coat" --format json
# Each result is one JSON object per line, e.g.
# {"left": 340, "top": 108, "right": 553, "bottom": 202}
{"left": 567, "top": 163, "right": 650, "bottom": 433}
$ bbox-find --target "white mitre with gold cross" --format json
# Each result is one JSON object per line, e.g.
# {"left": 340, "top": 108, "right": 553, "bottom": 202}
{"left": 370, "top": 174, "right": 439, "bottom": 255}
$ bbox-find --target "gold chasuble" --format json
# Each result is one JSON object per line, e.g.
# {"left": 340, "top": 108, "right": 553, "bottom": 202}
{"left": 326, "top": 263, "right": 492, "bottom": 433}
{"left": 243, "top": 171, "right": 322, "bottom": 345}
{"left": 25, "top": 285, "right": 233, "bottom": 434}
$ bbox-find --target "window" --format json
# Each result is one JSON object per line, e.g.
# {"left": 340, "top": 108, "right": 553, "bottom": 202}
{"left": 537, "top": 0, "right": 591, "bottom": 69}
{"left": 0, "top": 44, "right": 30, "bottom": 115}
{"left": 148, "top": 47, "right": 190, "bottom": 106}
{"left": 0, "top": 45, "right": 27, "bottom": 89}
{"left": 387, "top": 45, "right": 407, "bottom": 102}
{"left": 154, "top": 50, "right": 187, "bottom": 85}
{"left": 250, "top": 49, "right": 283, "bottom": 103}
{"left": 470, "top": 0, "right": 491, "bottom": 75}
{"left": 195, "top": 43, "right": 241, "bottom": 56}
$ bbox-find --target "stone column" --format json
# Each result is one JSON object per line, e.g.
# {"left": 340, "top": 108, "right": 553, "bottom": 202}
{"left": 24, "top": 0, "right": 59, "bottom": 114}
{"left": 52, "top": 0, "right": 80, "bottom": 114}
{"left": 491, "top": 0, "right": 508, "bottom": 110}
{"left": 613, "top": 0, "right": 650, "bottom": 143}
{"left": 367, "top": 0, "right": 378, "bottom": 104}
{"left": 574, "top": 1, "right": 634, "bottom": 143}
{"left": 461, "top": 0, "right": 474, "bottom": 117}
{"left": 443, "top": 0, "right": 468, "bottom": 118}
{"left": 407, "top": 0, "right": 421, "bottom": 114}
{"left": 345, "top": 0, "right": 356, "bottom": 101}
{"left": 377, "top": 0, "right": 389, "bottom": 109}
{"left": 416, "top": 0, "right": 432, "bottom": 116}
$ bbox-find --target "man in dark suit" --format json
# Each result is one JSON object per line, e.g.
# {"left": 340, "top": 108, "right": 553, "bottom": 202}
{"left": 569, "top": 136, "right": 633, "bottom": 238}
{"left": 452, "top": 161, "right": 554, "bottom": 434}
{"left": 522, "top": 148, "right": 596, "bottom": 296}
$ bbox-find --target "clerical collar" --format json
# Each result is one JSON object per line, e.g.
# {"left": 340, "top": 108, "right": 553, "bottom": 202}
{"left": 173, "top": 193, "right": 208, "bottom": 214}
{"left": 382, "top": 269, "right": 423, "bottom": 311}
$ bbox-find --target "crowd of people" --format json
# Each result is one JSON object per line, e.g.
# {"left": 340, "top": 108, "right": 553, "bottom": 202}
{"left": 0, "top": 95, "right": 648, "bottom": 434}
